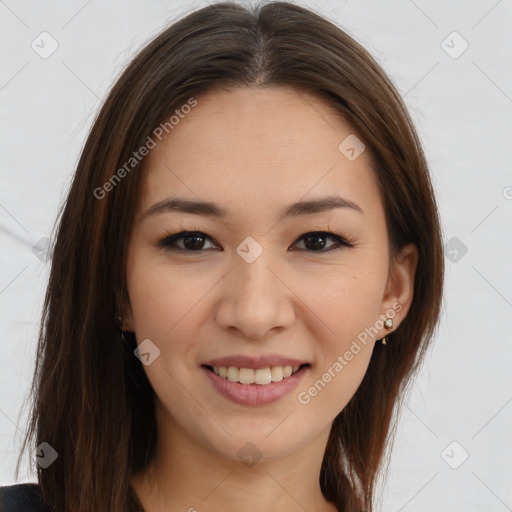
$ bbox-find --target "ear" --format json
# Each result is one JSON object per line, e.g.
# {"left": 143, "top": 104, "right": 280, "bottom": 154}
{"left": 117, "top": 290, "right": 135, "bottom": 332}
{"left": 380, "top": 243, "right": 418, "bottom": 334}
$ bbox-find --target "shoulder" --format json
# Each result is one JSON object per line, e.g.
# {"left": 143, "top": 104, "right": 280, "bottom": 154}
{"left": 0, "top": 483, "right": 47, "bottom": 512}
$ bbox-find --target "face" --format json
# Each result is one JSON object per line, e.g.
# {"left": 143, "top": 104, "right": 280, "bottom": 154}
{"left": 123, "top": 86, "right": 417, "bottom": 464}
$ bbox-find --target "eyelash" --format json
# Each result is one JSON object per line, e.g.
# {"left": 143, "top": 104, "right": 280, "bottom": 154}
{"left": 156, "top": 225, "right": 354, "bottom": 254}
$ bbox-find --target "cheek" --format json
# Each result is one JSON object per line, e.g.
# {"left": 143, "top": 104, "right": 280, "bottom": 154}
{"left": 126, "top": 248, "right": 205, "bottom": 338}
{"left": 126, "top": 266, "right": 174, "bottom": 337}
{"left": 125, "top": 258, "right": 206, "bottom": 389}
{"left": 300, "top": 346, "right": 373, "bottom": 420}
{"left": 296, "top": 275, "right": 379, "bottom": 415}
{"left": 291, "top": 262, "right": 387, "bottom": 345}
{"left": 125, "top": 253, "right": 224, "bottom": 375}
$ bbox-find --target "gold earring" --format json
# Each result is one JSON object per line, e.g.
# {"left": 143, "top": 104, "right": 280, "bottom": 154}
{"left": 381, "top": 317, "right": 393, "bottom": 345}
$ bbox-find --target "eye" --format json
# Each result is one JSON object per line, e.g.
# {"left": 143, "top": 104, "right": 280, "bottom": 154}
{"left": 157, "top": 229, "right": 353, "bottom": 253}
{"left": 158, "top": 231, "right": 219, "bottom": 252}
{"left": 291, "top": 231, "right": 354, "bottom": 252}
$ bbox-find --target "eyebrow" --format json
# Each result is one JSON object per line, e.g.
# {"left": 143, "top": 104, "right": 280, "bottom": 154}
{"left": 141, "top": 194, "right": 364, "bottom": 221}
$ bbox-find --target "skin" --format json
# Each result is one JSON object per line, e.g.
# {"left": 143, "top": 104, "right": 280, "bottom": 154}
{"left": 123, "top": 86, "right": 418, "bottom": 512}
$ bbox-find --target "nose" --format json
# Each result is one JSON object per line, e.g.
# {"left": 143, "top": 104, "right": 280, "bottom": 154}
{"left": 215, "top": 249, "right": 296, "bottom": 340}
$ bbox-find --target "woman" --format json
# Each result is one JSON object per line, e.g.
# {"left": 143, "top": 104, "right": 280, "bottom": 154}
{"left": 1, "top": 1, "right": 443, "bottom": 511}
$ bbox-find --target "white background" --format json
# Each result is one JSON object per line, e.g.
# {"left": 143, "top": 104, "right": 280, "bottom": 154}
{"left": 1, "top": 0, "right": 511, "bottom": 510}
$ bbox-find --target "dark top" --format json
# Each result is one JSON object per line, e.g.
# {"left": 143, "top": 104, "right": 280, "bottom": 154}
{"left": 0, "top": 483, "right": 47, "bottom": 512}
{"left": 0, "top": 482, "right": 146, "bottom": 511}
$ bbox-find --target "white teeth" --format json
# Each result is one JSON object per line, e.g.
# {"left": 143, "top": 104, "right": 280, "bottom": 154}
{"left": 254, "top": 368, "right": 272, "bottom": 385}
{"left": 270, "top": 366, "right": 283, "bottom": 382}
{"left": 227, "top": 367, "right": 239, "bottom": 382}
{"left": 210, "top": 364, "right": 304, "bottom": 385}
{"left": 239, "top": 367, "right": 255, "bottom": 384}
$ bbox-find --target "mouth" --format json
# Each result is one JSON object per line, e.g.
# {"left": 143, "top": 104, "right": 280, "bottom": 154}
{"left": 200, "top": 362, "right": 311, "bottom": 406}
{"left": 201, "top": 363, "right": 310, "bottom": 386}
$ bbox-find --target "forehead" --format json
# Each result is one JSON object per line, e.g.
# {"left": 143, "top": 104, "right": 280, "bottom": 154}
{"left": 137, "top": 86, "right": 381, "bottom": 221}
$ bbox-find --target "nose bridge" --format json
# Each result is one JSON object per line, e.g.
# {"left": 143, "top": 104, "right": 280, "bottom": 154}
{"left": 216, "top": 243, "right": 294, "bottom": 339}
{"left": 236, "top": 250, "right": 277, "bottom": 299}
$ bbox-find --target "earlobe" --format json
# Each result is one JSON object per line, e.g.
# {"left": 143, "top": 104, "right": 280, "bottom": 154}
{"left": 118, "top": 298, "right": 135, "bottom": 332}
{"left": 382, "top": 243, "right": 418, "bottom": 328}
{"left": 120, "top": 312, "right": 134, "bottom": 332}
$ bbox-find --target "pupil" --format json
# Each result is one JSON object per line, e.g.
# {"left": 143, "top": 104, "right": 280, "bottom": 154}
{"left": 184, "top": 235, "right": 204, "bottom": 250}
{"left": 304, "top": 234, "right": 326, "bottom": 251}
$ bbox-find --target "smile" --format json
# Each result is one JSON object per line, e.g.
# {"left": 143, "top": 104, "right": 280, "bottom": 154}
{"left": 204, "top": 364, "right": 307, "bottom": 385}
{"left": 200, "top": 364, "right": 311, "bottom": 406}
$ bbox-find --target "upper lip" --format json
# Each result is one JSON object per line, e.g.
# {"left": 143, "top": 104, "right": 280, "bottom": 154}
{"left": 201, "top": 354, "right": 310, "bottom": 369}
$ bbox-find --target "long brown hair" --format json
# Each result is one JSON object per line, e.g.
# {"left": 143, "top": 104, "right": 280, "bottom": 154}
{"left": 16, "top": 2, "right": 444, "bottom": 511}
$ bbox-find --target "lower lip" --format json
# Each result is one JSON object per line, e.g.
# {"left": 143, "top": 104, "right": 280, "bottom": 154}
{"left": 201, "top": 365, "right": 310, "bottom": 406}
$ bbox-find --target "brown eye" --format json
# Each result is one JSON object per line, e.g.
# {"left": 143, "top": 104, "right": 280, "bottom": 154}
{"left": 291, "top": 231, "right": 353, "bottom": 252}
{"left": 158, "top": 231, "right": 218, "bottom": 252}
